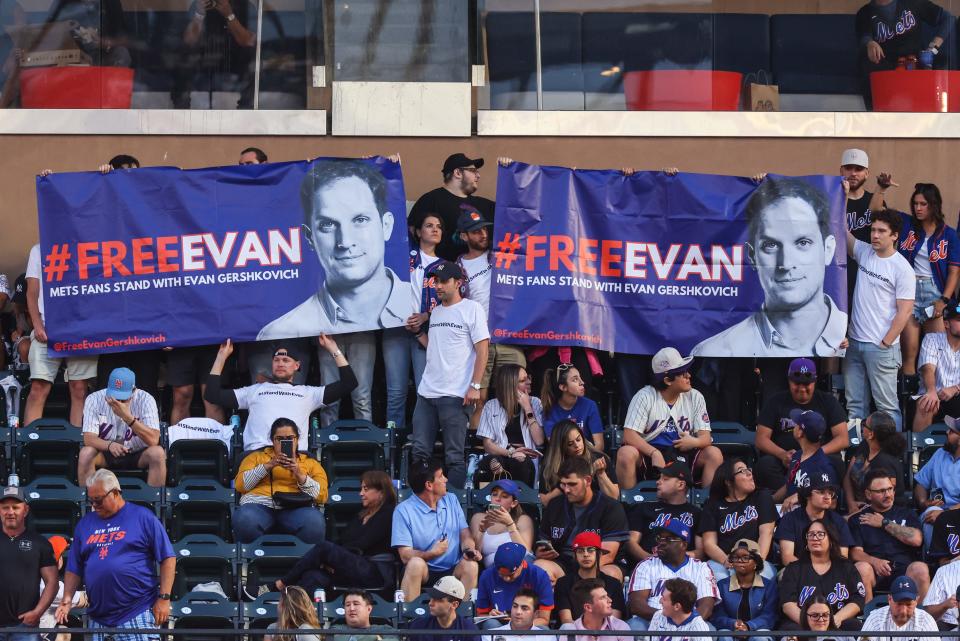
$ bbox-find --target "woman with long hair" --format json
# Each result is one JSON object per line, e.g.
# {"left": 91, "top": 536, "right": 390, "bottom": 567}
{"left": 843, "top": 410, "right": 906, "bottom": 512}
{"left": 887, "top": 181, "right": 960, "bottom": 375}
{"left": 539, "top": 420, "right": 618, "bottom": 505}
{"left": 382, "top": 213, "right": 443, "bottom": 430}
{"left": 250, "top": 470, "right": 397, "bottom": 597}
{"left": 475, "top": 364, "right": 544, "bottom": 486}
{"left": 540, "top": 364, "right": 605, "bottom": 450}
{"left": 265, "top": 586, "right": 321, "bottom": 641}
{"left": 710, "top": 539, "right": 778, "bottom": 641}
{"left": 779, "top": 520, "right": 865, "bottom": 630}
{"left": 785, "top": 595, "right": 854, "bottom": 641}
{"left": 468, "top": 479, "right": 535, "bottom": 568}
{"left": 699, "top": 458, "right": 777, "bottom": 581}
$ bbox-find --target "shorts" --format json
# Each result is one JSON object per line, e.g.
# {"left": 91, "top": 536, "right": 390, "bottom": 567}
{"left": 104, "top": 448, "right": 146, "bottom": 470}
{"left": 480, "top": 343, "right": 527, "bottom": 388}
{"left": 874, "top": 561, "right": 911, "bottom": 591}
{"left": 636, "top": 445, "right": 703, "bottom": 480}
{"left": 28, "top": 331, "right": 97, "bottom": 383}
{"left": 166, "top": 345, "right": 218, "bottom": 387}
{"left": 913, "top": 276, "right": 942, "bottom": 322}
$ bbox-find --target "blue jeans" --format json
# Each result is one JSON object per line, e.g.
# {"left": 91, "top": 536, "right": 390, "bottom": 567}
{"left": 318, "top": 332, "right": 376, "bottom": 425}
{"left": 843, "top": 338, "right": 903, "bottom": 429}
{"left": 233, "top": 503, "right": 326, "bottom": 544}
{"left": 0, "top": 629, "right": 39, "bottom": 641}
{"left": 411, "top": 395, "right": 469, "bottom": 487}
{"left": 913, "top": 276, "right": 942, "bottom": 322}
{"left": 382, "top": 327, "right": 427, "bottom": 431}
{"left": 627, "top": 617, "right": 649, "bottom": 630}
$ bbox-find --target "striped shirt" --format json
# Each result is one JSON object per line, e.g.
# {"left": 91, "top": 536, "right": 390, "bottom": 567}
{"left": 82, "top": 389, "right": 159, "bottom": 452}
{"left": 476, "top": 396, "right": 543, "bottom": 450}
{"left": 860, "top": 605, "right": 939, "bottom": 641}
{"left": 918, "top": 331, "right": 960, "bottom": 394}
{"left": 922, "top": 561, "right": 960, "bottom": 626}
{"left": 648, "top": 610, "right": 711, "bottom": 641}
{"left": 626, "top": 556, "right": 720, "bottom": 611}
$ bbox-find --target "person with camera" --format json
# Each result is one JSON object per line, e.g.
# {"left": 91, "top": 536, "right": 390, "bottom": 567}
{"left": 233, "top": 417, "right": 328, "bottom": 544}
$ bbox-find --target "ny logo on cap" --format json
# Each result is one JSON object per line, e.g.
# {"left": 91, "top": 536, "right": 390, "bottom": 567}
{"left": 798, "top": 366, "right": 810, "bottom": 374}
{"left": 113, "top": 378, "right": 124, "bottom": 389}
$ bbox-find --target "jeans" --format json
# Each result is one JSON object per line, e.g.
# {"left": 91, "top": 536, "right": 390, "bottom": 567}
{"left": 233, "top": 503, "right": 326, "bottom": 544}
{"left": 627, "top": 617, "right": 649, "bottom": 630}
{"left": 411, "top": 395, "right": 469, "bottom": 487}
{"left": 708, "top": 559, "right": 777, "bottom": 581}
{"left": 913, "top": 276, "right": 942, "bottom": 322}
{"left": 318, "top": 332, "right": 376, "bottom": 425}
{"left": 844, "top": 338, "right": 903, "bottom": 430}
{"left": 0, "top": 630, "right": 39, "bottom": 641}
{"left": 382, "top": 327, "right": 427, "bottom": 430}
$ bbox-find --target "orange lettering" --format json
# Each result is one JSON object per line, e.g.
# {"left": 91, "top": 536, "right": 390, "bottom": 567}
{"left": 131, "top": 238, "right": 156, "bottom": 275}
{"left": 600, "top": 240, "right": 623, "bottom": 277}
{"left": 102, "top": 241, "right": 131, "bottom": 278}
{"left": 526, "top": 235, "right": 547, "bottom": 271}
{"left": 578, "top": 238, "right": 598, "bottom": 276}
{"left": 549, "top": 235, "right": 576, "bottom": 272}
{"left": 77, "top": 242, "right": 100, "bottom": 280}
{"left": 156, "top": 236, "right": 180, "bottom": 273}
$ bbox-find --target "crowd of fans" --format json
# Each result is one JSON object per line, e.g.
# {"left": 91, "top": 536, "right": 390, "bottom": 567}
{"left": 3, "top": 144, "right": 960, "bottom": 641}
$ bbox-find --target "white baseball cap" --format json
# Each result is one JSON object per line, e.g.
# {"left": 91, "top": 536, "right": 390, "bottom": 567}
{"left": 425, "top": 575, "right": 465, "bottom": 601}
{"left": 841, "top": 148, "right": 869, "bottom": 168}
{"left": 652, "top": 347, "right": 694, "bottom": 375}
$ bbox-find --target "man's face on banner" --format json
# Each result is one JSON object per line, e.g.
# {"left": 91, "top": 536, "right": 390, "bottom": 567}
{"left": 748, "top": 196, "right": 836, "bottom": 313}
{"left": 307, "top": 176, "right": 394, "bottom": 289}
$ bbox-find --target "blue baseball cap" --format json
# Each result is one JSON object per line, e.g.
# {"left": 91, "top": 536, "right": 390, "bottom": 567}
{"left": 494, "top": 542, "right": 526, "bottom": 572}
{"left": 890, "top": 576, "right": 918, "bottom": 601}
{"left": 790, "top": 408, "right": 826, "bottom": 442}
{"left": 106, "top": 367, "right": 136, "bottom": 400}
{"left": 488, "top": 479, "right": 519, "bottom": 498}
{"left": 655, "top": 518, "right": 692, "bottom": 544}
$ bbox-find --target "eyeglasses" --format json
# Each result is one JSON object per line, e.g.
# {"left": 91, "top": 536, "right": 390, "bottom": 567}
{"left": 866, "top": 487, "right": 895, "bottom": 495}
{"left": 460, "top": 167, "right": 479, "bottom": 175}
{"left": 728, "top": 555, "right": 754, "bottom": 563}
{"left": 734, "top": 467, "right": 753, "bottom": 476}
{"left": 812, "top": 489, "right": 837, "bottom": 499}
{"left": 656, "top": 535, "right": 683, "bottom": 545}
{"left": 806, "top": 612, "right": 831, "bottom": 621}
{"left": 88, "top": 489, "right": 118, "bottom": 506}
{"left": 805, "top": 530, "right": 827, "bottom": 540}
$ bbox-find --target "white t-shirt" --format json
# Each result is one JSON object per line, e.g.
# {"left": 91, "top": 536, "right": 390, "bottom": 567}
{"left": 647, "top": 611, "right": 711, "bottom": 641}
{"left": 626, "top": 557, "right": 720, "bottom": 611}
{"left": 622, "top": 386, "right": 711, "bottom": 445}
{"left": 167, "top": 417, "right": 234, "bottom": 453}
{"left": 484, "top": 623, "right": 557, "bottom": 641}
{"left": 418, "top": 298, "right": 490, "bottom": 399}
{"left": 82, "top": 388, "right": 160, "bottom": 452}
{"left": 850, "top": 240, "right": 915, "bottom": 345}
{"left": 234, "top": 382, "right": 326, "bottom": 450}
{"left": 860, "top": 605, "right": 939, "bottom": 641}
{"left": 410, "top": 250, "right": 441, "bottom": 313}
{"left": 461, "top": 253, "right": 492, "bottom": 317}
{"left": 914, "top": 237, "right": 934, "bottom": 279}
{"left": 923, "top": 560, "right": 960, "bottom": 626}
{"left": 26, "top": 243, "right": 44, "bottom": 321}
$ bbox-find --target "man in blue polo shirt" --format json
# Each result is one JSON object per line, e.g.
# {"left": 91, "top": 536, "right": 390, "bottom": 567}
{"left": 392, "top": 460, "right": 481, "bottom": 601}
{"left": 476, "top": 542, "right": 554, "bottom": 629}
{"left": 775, "top": 409, "right": 838, "bottom": 513}
{"left": 915, "top": 417, "right": 960, "bottom": 546}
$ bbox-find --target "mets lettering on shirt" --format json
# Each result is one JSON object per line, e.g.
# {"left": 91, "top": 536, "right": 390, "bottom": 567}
{"left": 875, "top": 10, "right": 917, "bottom": 43}
{"left": 720, "top": 505, "right": 758, "bottom": 534}
{"left": 848, "top": 209, "right": 872, "bottom": 234}
{"left": 86, "top": 526, "right": 126, "bottom": 547}
{"left": 650, "top": 511, "right": 695, "bottom": 531}
{"left": 646, "top": 416, "right": 691, "bottom": 437}
{"left": 949, "top": 533, "right": 960, "bottom": 556}
{"left": 901, "top": 233, "right": 948, "bottom": 262}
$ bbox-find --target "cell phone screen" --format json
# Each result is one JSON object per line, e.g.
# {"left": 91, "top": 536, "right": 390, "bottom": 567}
{"left": 280, "top": 438, "right": 294, "bottom": 458}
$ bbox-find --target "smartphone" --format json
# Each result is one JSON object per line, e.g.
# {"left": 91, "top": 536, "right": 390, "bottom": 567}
{"left": 280, "top": 438, "right": 294, "bottom": 459}
{"left": 487, "top": 503, "right": 501, "bottom": 512}
{"left": 931, "top": 488, "right": 945, "bottom": 503}
{"left": 534, "top": 539, "right": 555, "bottom": 553}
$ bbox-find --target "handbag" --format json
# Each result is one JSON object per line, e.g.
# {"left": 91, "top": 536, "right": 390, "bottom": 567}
{"left": 268, "top": 465, "right": 314, "bottom": 509}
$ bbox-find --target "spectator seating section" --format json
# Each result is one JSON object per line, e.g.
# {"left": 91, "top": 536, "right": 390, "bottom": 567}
{"left": 167, "top": 436, "right": 232, "bottom": 487}
{"left": 710, "top": 421, "right": 758, "bottom": 466}
{"left": 16, "top": 418, "right": 81, "bottom": 484}
{"left": 22, "top": 476, "right": 83, "bottom": 537}
{"left": 113, "top": 476, "right": 163, "bottom": 516}
{"left": 621, "top": 480, "right": 659, "bottom": 506}
{"left": 324, "top": 479, "right": 363, "bottom": 545}
{"left": 170, "top": 592, "right": 240, "bottom": 641}
{"left": 314, "top": 419, "right": 391, "bottom": 484}
{"left": 172, "top": 534, "right": 238, "bottom": 601}
{"left": 166, "top": 480, "right": 236, "bottom": 542}
{"left": 240, "top": 535, "right": 313, "bottom": 589}
{"left": 912, "top": 423, "right": 948, "bottom": 470}
{"left": 242, "top": 592, "right": 280, "bottom": 631}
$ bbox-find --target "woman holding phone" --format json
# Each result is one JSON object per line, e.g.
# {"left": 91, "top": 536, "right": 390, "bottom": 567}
{"left": 233, "top": 417, "right": 328, "bottom": 544}
{"left": 475, "top": 364, "right": 545, "bottom": 487}
{"left": 468, "top": 479, "right": 535, "bottom": 568}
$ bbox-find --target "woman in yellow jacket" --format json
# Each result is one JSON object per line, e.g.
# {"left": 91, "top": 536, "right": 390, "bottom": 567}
{"left": 233, "top": 417, "right": 328, "bottom": 544}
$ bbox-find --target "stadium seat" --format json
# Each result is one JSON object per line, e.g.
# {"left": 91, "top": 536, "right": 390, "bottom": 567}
{"left": 167, "top": 437, "right": 232, "bottom": 487}
{"left": 324, "top": 479, "right": 363, "bottom": 545}
{"left": 323, "top": 593, "right": 397, "bottom": 627}
{"left": 912, "top": 423, "right": 948, "bottom": 470}
{"left": 863, "top": 594, "right": 889, "bottom": 616}
{"left": 710, "top": 421, "right": 758, "bottom": 466}
{"left": 691, "top": 488, "right": 710, "bottom": 507}
{"left": 0, "top": 425, "right": 9, "bottom": 479}
{"left": 240, "top": 535, "right": 313, "bottom": 589}
{"left": 166, "top": 480, "right": 235, "bottom": 542}
{"left": 111, "top": 476, "right": 162, "bottom": 516}
{"left": 22, "top": 476, "right": 83, "bottom": 537}
{"left": 172, "top": 534, "right": 237, "bottom": 600}
{"left": 620, "top": 480, "right": 659, "bottom": 506}
{"left": 485, "top": 11, "right": 585, "bottom": 110}
{"left": 16, "top": 418, "right": 81, "bottom": 484}
{"left": 170, "top": 592, "right": 240, "bottom": 641}
{"left": 314, "top": 419, "right": 390, "bottom": 484}
{"left": 241, "top": 591, "right": 281, "bottom": 632}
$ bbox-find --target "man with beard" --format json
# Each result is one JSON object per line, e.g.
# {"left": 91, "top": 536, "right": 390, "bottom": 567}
{"left": 455, "top": 208, "right": 526, "bottom": 427}
{"left": 842, "top": 149, "right": 880, "bottom": 304}
{"left": 409, "top": 153, "right": 496, "bottom": 261}
{"left": 691, "top": 176, "right": 847, "bottom": 357}
{"left": 914, "top": 416, "right": 960, "bottom": 546}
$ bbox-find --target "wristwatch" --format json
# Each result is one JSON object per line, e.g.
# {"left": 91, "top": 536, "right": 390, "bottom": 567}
{"left": 881, "top": 518, "right": 891, "bottom": 528}
{"left": 526, "top": 411, "right": 536, "bottom": 420}
{"left": 158, "top": 593, "right": 171, "bottom": 601}
{"left": 469, "top": 382, "right": 481, "bottom": 391}
{"left": 941, "top": 296, "right": 950, "bottom": 304}
{"left": 226, "top": 12, "right": 236, "bottom": 21}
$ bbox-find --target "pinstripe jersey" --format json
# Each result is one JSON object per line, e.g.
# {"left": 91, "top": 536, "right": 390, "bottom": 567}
{"left": 923, "top": 561, "right": 960, "bottom": 626}
{"left": 82, "top": 389, "right": 159, "bottom": 452}
{"left": 918, "top": 332, "right": 960, "bottom": 394}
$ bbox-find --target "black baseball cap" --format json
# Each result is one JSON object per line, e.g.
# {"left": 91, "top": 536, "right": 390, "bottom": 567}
{"left": 427, "top": 260, "right": 464, "bottom": 282}
{"left": 442, "top": 153, "right": 484, "bottom": 175}
{"left": 11, "top": 274, "right": 26, "bottom": 305}
{"left": 457, "top": 207, "right": 493, "bottom": 233}
{"left": 660, "top": 461, "right": 691, "bottom": 484}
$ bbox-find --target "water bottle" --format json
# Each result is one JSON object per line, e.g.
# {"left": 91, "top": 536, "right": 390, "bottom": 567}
{"left": 310, "top": 415, "right": 320, "bottom": 432}
{"left": 7, "top": 473, "right": 19, "bottom": 488}
{"left": 920, "top": 49, "right": 935, "bottom": 69}
{"left": 313, "top": 589, "right": 326, "bottom": 603}
{"left": 229, "top": 414, "right": 241, "bottom": 431}
{"left": 464, "top": 453, "right": 480, "bottom": 490}
{"left": 394, "top": 590, "right": 405, "bottom": 604}
{"left": 8, "top": 415, "right": 18, "bottom": 429}
{"left": 386, "top": 421, "right": 396, "bottom": 430}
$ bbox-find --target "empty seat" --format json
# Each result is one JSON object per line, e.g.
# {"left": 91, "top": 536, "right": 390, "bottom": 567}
{"left": 170, "top": 593, "right": 239, "bottom": 641}
{"left": 315, "top": 420, "right": 390, "bottom": 484}
{"left": 913, "top": 423, "right": 948, "bottom": 470}
{"left": 16, "top": 419, "right": 81, "bottom": 484}
{"left": 242, "top": 592, "right": 281, "bottom": 632}
{"left": 620, "top": 480, "right": 659, "bottom": 506}
{"left": 166, "top": 480, "right": 235, "bottom": 542}
{"left": 710, "top": 421, "right": 758, "bottom": 466}
{"left": 167, "top": 437, "right": 232, "bottom": 487}
{"left": 324, "top": 479, "right": 363, "bottom": 545}
{"left": 22, "top": 477, "right": 83, "bottom": 537}
{"left": 172, "top": 535, "right": 237, "bottom": 601}
{"left": 240, "top": 535, "right": 313, "bottom": 589}
{"left": 111, "top": 477, "right": 162, "bottom": 516}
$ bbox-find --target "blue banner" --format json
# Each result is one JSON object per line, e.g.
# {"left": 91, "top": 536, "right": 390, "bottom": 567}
{"left": 37, "top": 157, "right": 413, "bottom": 355}
{"left": 489, "top": 163, "right": 848, "bottom": 357}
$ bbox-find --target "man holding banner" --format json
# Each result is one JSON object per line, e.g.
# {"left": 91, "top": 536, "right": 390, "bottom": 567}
{"left": 691, "top": 177, "right": 848, "bottom": 358}
{"left": 258, "top": 159, "right": 413, "bottom": 339}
